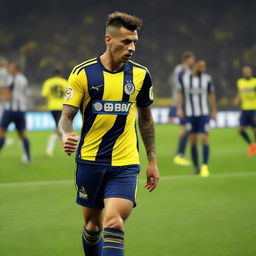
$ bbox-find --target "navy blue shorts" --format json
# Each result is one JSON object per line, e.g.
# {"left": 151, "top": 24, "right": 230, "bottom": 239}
{"left": 75, "top": 163, "right": 140, "bottom": 209}
{"left": 51, "top": 110, "right": 62, "bottom": 127}
{"left": 0, "top": 110, "right": 26, "bottom": 131}
{"left": 169, "top": 106, "right": 186, "bottom": 125}
{"left": 186, "top": 115, "right": 210, "bottom": 134}
{"left": 239, "top": 110, "right": 256, "bottom": 128}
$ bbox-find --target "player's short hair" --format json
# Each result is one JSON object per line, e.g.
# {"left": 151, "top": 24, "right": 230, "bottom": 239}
{"left": 106, "top": 11, "right": 142, "bottom": 31}
{"left": 54, "top": 68, "right": 62, "bottom": 76}
{"left": 182, "top": 51, "right": 195, "bottom": 61}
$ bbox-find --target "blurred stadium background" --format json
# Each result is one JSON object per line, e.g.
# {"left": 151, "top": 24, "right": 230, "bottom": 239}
{"left": 1, "top": 0, "right": 256, "bottom": 109}
{"left": 1, "top": 0, "right": 256, "bottom": 256}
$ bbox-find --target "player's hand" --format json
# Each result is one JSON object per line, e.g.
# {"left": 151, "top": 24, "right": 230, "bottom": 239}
{"left": 62, "top": 132, "right": 78, "bottom": 156}
{"left": 177, "top": 108, "right": 184, "bottom": 119}
{"left": 144, "top": 161, "right": 160, "bottom": 192}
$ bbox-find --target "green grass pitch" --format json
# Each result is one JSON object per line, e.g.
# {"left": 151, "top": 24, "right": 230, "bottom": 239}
{"left": 0, "top": 124, "right": 256, "bottom": 256}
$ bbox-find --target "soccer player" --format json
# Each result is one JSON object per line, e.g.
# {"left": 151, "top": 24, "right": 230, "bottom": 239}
{"left": 41, "top": 69, "right": 68, "bottom": 157}
{"left": 0, "top": 62, "right": 31, "bottom": 163}
{"left": 234, "top": 65, "right": 256, "bottom": 156}
{"left": 170, "top": 52, "right": 195, "bottom": 166}
{"left": 177, "top": 60, "right": 217, "bottom": 177}
{"left": 58, "top": 12, "right": 160, "bottom": 256}
{"left": 0, "top": 57, "right": 11, "bottom": 119}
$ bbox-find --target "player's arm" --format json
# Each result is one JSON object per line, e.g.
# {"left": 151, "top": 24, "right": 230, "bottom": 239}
{"left": 176, "top": 72, "right": 185, "bottom": 119}
{"left": 209, "top": 92, "right": 217, "bottom": 120}
{"left": 207, "top": 78, "right": 217, "bottom": 120}
{"left": 58, "top": 105, "right": 79, "bottom": 156}
{"left": 58, "top": 67, "right": 86, "bottom": 155}
{"left": 136, "top": 70, "right": 159, "bottom": 192}
{"left": 176, "top": 91, "right": 184, "bottom": 119}
{"left": 138, "top": 106, "right": 160, "bottom": 192}
{"left": 233, "top": 92, "right": 241, "bottom": 105}
{"left": 0, "top": 87, "right": 12, "bottom": 101}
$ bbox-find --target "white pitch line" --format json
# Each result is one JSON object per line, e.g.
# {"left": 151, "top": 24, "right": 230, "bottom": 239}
{"left": 0, "top": 172, "right": 255, "bottom": 188}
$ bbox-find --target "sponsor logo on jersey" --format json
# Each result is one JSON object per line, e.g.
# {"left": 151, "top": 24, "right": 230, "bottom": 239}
{"left": 64, "top": 86, "right": 73, "bottom": 101}
{"left": 92, "top": 100, "right": 132, "bottom": 115}
{"left": 124, "top": 81, "right": 135, "bottom": 95}
{"left": 188, "top": 88, "right": 205, "bottom": 94}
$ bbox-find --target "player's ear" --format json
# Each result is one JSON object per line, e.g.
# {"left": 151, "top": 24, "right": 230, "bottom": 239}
{"left": 105, "top": 35, "right": 112, "bottom": 47}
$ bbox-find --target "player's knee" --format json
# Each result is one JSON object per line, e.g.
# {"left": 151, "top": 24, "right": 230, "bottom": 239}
{"left": 103, "top": 215, "right": 124, "bottom": 230}
{"left": 84, "top": 216, "right": 102, "bottom": 231}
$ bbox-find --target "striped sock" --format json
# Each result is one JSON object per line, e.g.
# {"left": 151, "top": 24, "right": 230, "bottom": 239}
{"left": 82, "top": 227, "right": 103, "bottom": 256}
{"left": 102, "top": 228, "right": 124, "bottom": 256}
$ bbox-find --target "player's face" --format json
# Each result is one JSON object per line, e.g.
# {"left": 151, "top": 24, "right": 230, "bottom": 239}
{"left": 197, "top": 61, "right": 206, "bottom": 73}
{"left": 107, "top": 27, "right": 138, "bottom": 63}
{"left": 242, "top": 67, "right": 252, "bottom": 78}
{"left": 8, "top": 64, "right": 16, "bottom": 75}
{"left": 186, "top": 56, "right": 195, "bottom": 68}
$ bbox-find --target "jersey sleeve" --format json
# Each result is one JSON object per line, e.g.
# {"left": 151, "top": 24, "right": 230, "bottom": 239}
{"left": 207, "top": 76, "right": 215, "bottom": 93}
{"left": 64, "top": 69, "right": 87, "bottom": 108}
{"left": 136, "top": 71, "right": 154, "bottom": 108}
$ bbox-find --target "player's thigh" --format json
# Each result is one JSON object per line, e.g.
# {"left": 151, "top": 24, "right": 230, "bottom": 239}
{"left": 198, "top": 115, "right": 210, "bottom": 134}
{"left": 200, "top": 133, "right": 209, "bottom": 145}
{"left": 104, "top": 165, "right": 140, "bottom": 207}
{"left": 0, "top": 110, "right": 12, "bottom": 131}
{"left": 81, "top": 206, "right": 103, "bottom": 231}
{"left": 103, "top": 198, "right": 134, "bottom": 228}
{"left": 15, "top": 111, "right": 26, "bottom": 133}
{"left": 239, "top": 111, "right": 249, "bottom": 127}
{"left": 250, "top": 110, "right": 256, "bottom": 128}
{"left": 189, "top": 133, "right": 197, "bottom": 145}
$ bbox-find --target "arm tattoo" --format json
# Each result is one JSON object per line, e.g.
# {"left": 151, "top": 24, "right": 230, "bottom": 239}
{"left": 58, "top": 105, "right": 78, "bottom": 139}
{"left": 138, "top": 106, "right": 156, "bottom": 162}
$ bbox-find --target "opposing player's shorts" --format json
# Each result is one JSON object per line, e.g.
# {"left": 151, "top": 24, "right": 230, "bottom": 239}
{"left": 239, "top": 110, "right": 256, "bottom": 127}
{"left": 51, "top": 110, "right": 62, "bottom": 127}
{"left": 186, "top": 115, "right": 210, "bottom": 134}
{"left": 168, "top": 106, "right": 186, "bottom": 125}
{"left": 75, "top": 163, "right": 140, "bottom": 209}
{"left": 0, "top": 110, "right": 26, "bottom": 131}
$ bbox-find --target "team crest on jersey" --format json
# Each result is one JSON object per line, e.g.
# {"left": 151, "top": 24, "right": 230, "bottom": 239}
{"left": 124, "top": 81, "right": 135, "bottom": 95}
{"left": 64, "top": 86, "right": 73, "bottom": 101}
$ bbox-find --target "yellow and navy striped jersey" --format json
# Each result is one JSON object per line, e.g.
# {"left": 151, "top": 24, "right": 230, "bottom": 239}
{"left": 64, "top": 57, "right": 153, "bottom": 166}
{"left": 41, "top": 76, "right": 68, "bottom": 110}
{"left": 237, "top": 77, "right": 256, "bottom": 110}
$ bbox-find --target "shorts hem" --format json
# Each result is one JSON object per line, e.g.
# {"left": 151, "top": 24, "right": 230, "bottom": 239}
{"left": 104, "top": 195, "right": 137, "bottom": 208}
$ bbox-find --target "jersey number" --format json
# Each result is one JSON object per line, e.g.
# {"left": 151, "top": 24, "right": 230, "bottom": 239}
{"left": 51, "top": 85, "right": 64, "bottom": 98}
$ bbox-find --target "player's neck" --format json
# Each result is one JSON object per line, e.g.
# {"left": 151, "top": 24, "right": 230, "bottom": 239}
{"left": 192, "top": 71, "right": 202, "bottom": 77}
{"left": 100, "top": 52, "right": 124, "bottom": 72}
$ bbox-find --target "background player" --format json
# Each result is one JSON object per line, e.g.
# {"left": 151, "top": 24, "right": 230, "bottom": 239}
{"left": 0, "top": 62, "right": 31, "bottom": 163}
{"left": 170, "top": 52, "right": 195, "bottom": 166}
{"left": 0, "top": 57, "right": 11, "bottom": 121}
{"left": 41, "top": 68, "right": 68, "bottom": 157}
{"left": 177, "top": 60, "right": 217, "bottom": 177}
{"left": 58, "top": 11, "right": 160, "bottom": 256}
{"left": 234, "top": 65, "right": 256, "bottom": 156}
